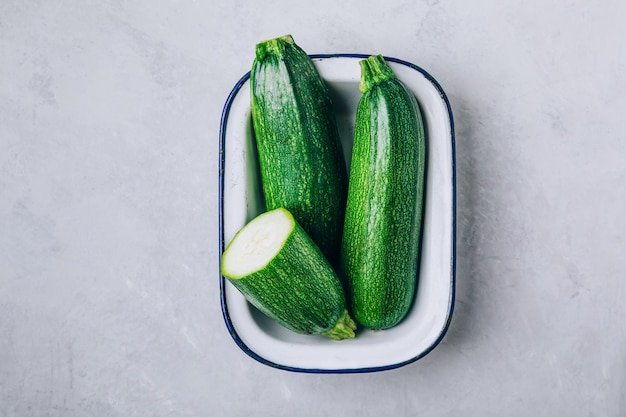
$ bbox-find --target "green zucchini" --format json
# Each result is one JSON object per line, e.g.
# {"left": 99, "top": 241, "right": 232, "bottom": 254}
{"left": 340, "top": 55, "right": 427, "bottom": 330}
{"left": 222, "top": 208, "right": 356, "bottom": 340}
{"left": 250, "top": 34, "right": 348, "bottom": 267}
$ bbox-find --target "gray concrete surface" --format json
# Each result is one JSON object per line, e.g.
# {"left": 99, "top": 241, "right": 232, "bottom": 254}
{"left": 1, "top": 1, "right": 625, "bottom": 416}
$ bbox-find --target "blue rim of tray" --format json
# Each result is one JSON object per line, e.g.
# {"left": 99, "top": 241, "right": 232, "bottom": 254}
{"left": 218, "top": 53, "right": 456, "bottom": 374}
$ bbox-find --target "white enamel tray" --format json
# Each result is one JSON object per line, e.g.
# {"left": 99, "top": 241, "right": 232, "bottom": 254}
{"left": 219, "top": 54, "right": 456, "bottom": 373}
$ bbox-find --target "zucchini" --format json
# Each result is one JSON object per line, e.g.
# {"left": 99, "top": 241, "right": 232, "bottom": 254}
{"left": 340, "top": 55, "right": 427, "bottom": 330}
{"left": 250, "top": 34, "right": 348, "bottom": 267}
{"left": 222, "top": 208, "right": 356, "bottom": 340}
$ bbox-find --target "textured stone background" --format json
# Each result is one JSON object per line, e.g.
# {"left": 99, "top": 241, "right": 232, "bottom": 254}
{"left": 1, "top": 1, "right": 625, "bottom": 416}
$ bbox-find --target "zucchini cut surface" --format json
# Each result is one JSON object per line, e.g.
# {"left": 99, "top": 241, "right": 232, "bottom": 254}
{"left": 221, "top": 208, "right": 294, "bottom": 279}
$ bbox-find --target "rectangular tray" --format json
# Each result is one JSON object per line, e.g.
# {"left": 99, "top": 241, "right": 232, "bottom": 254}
{"left": 218, "top": 54, "right": 456, "bottom": 373}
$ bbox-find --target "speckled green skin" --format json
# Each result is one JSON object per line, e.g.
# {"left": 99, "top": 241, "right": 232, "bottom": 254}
{"left": 341, "top": 55, "right": 427, "bottom": 330}
{"left": 223, "top": 209, "right": 355, "bottom": 340}
{"left": 250, "top": 35, "right": 348, "bottom": 267}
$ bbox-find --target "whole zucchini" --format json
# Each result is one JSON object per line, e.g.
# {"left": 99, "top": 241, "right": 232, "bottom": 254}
{"left": 340, "top": 55, "right": 427, "bottom": 330}
{"left": 250, "top": 34, "right": 348, "bottom": 267}
{"left": 222, "top": 208, "right": 356, "bottom": 340}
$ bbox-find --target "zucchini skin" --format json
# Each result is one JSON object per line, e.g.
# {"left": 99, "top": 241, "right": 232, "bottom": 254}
{"left": 340, "top": 55, "right": 427, "bottom": 330}
{"left": 250, "top": 35, "right": 348, "bottom": 267}
{"left": 223, "top": 208, "right": 356, "bottom": 340}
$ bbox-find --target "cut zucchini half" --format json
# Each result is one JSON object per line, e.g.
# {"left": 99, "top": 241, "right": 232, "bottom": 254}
{"left": 222, "top": 208, "right": 356, "bottom": 340}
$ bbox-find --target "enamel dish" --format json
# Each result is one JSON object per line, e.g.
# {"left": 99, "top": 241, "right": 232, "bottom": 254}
{"left": 219, "top": 54, "right": 456, "bottom": 373}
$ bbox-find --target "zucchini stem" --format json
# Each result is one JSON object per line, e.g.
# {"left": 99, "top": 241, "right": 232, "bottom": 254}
{"left": 255, "top": 34, "right": 294, "bottom": 61}
{"left": 359, "top": 54, "right": 397, "bottom": 94}
{"left": 322, "top": 309, "right": 357, "bottom": 340}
